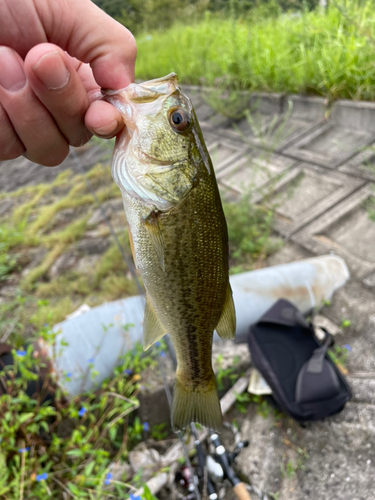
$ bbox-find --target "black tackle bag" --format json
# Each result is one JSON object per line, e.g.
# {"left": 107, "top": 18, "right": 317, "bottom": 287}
{"left": 247, "top": 299, "right": 352, "bottom": 422}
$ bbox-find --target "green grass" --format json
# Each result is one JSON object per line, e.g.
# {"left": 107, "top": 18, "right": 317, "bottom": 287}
{"left": 0, "top": 327, "right": 163, "bottom": 499}
{"left": 224, "top": 195, "right": 282, "bottom": 273}
{"left": 135, "top": 0, "right": 375, "bottom": 101}
{"left": 365, "top": 195, "right": 375, "bottom": 222}
{"left": 0, "top": 221, "right": 27, "bottom": 281}
{"left": 0, "top": 163, "right": 134, "bottom": 339}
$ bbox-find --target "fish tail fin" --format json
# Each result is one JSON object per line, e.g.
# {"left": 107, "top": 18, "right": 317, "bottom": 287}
{"left": 171, "top": 373, "right": 222, "bottom": 432}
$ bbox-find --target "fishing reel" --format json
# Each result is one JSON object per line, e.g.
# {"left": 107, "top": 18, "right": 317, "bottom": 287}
{"left": 174, "top": 422, "right": 251, "bottom": 500}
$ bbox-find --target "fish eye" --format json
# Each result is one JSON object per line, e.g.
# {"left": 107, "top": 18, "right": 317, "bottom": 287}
{"left": 169, "top": 108, "right": 191, "bottom": 133}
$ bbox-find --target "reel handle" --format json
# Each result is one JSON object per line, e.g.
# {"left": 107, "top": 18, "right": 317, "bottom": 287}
{"left": 233, "top": 482, "right": 252, "bottom": 500}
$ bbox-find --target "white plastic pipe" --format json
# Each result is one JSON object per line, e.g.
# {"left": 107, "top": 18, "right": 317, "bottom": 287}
{"left": 42, "top": 255, "right": 348, "bottom": 397}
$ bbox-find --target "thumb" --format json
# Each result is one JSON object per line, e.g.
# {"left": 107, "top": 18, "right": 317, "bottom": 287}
{"left": 36, "top": 0, "right": 137, "bottom": 89}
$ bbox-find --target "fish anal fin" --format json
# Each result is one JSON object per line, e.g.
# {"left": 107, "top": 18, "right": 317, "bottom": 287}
{"left": 171, "top": 373, "right": 222, "bottom": 431}
{"left": 215, "top": 283, "right": 236, "bottom": 340}
{"left": 144, "top": 212, "right": 165, "bottom": 270}
{"left": 143, "top": 295, "right": 167, "bottom": 351}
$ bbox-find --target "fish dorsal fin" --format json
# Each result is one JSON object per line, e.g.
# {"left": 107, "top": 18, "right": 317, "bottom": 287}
{"left": 143, "top": 294, "right": 167, "bottom": 350}
{"left": 144, "top": 212, "right": 165, "bottom": 270}
{"left": 215, "top": 283, "right": 236, "bottom": 340}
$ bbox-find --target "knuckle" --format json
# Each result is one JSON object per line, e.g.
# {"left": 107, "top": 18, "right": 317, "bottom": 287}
{"left": 126, "top": 32, "right": 137, "bottom": 60}
{"left": 28, "top": 143, "right": 70, "bottom": 167}
{"left": 69, "top": 129, "right": 92, "bottom": 148}
{"left": 117, "top": 28, "right": 137, "bottom": 60}
{"left": 0, "top": 105, "right": 25, "bottom": 160}
{"left": 0, "top": 140, "right": 25, "bottom": 160}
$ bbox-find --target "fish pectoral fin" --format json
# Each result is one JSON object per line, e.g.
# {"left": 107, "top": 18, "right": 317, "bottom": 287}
{"left": 143, "top": 295, "right": 167, "bottom": 350}
{"left": 127, "top": 223, "right": 138, "bottom": 269}
{"left": 144, "top": 212, "right": 165, "bottom": 270}
{"left": 215, "top": 283, "right": 236, "bottom": 340}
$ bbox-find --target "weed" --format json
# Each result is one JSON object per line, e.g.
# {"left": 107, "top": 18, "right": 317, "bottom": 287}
{"left": 341, "top": 318, "right": 351, "bottom": 329}
{"left": 250, "top": 394, "right": 275, "bottom": 418}
{"left": 36, "top": 273, "right": 92, "bottom": 300}
{"left": 280, "top": 459, "right": 297, "bottom": 479}
{"left": 29, "top": 297, "right": 75, "bottom": 331}
{"left": 142, "top": 484, "right": 158, "bottom": 500}
{"left": 150, "top": 423, "right": 168, "bottom": 441}
{"left": 215, "top": 354, "right": 239, "bottom": 391}
{"left": 329, "top": 344, "right": 351, "bottom": 368}
{"left": 296, "top": 447, "right": 309, "bottom": 461}
{"left": 93, "top": 241, "right": 130, "bottom": 287}
{"left": 364, "top": 195, "right": 375, "bottom": 222}
{"left": 0, "top": 222, "right": 26, "bottom": 280}
{"left": 223, "top": 195, "right": 281, "bottom": 272}
{"left": 135, "top": 1, "right": 375, "bottom": 102}
{"left": 280, "top": 454, "right": 307, "bottom": 479}
{"left": 204, "top": 87, "right": 250, "bottom": 119}
{"left": 43, "top": 217, "right": 89, "bottom": 248}
{"left": 269, "top": 493, "right": 280, "bottom": 500}
{"left": 0, "top": 160, "right": 134, "bottom": 341}
{"left": 217, "top": 366, "right": 238, "bottom": 391}
{"left": 234, "top": 392, "right": 252, "bottom": 414}
{"left": 21, "top": 244, "right": 66, "bottom": 290}
{"left": 0, "top": 325, "right": 159, "bottom": 498}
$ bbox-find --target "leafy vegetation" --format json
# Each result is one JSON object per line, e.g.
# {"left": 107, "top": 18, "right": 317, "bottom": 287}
{"left": 0, "top": 324, "right": 164, "bottom": 498}
{"left": 93, "top": 0, "right": 319, "bottom": 35}
{"left": 224, "top": 196, "right": 282, "bottom": 273}
{"left": 328, "top": 343, "right": 351, "bottom": 369}
{"left": 215, "top": 353, "right": 240, "bottom": 391}
{"left": 135, "top": 0, "right": 375, "bottom": 102}
{"left": 0, "top": 164, "right": 136, "bottom": 340}
{"left": 365, "top": 195, "right": 375, "bottom": 222}
{"left": 0, "top": 222, "right": 26, "bottom": 281}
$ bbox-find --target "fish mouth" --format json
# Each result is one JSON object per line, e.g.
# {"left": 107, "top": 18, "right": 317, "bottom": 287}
{"left": 129, "top": 73, "right": 179, "bottom": 102}
{"left": 102, "top": 73, "right": 180, "bottom": 117}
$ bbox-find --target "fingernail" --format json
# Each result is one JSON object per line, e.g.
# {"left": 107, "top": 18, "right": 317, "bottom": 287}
{"left": 94, "top": 119, "right": 119, "bottom": 137}
{"left": 0, "top": 47, "right": 26, "bottom": 91}
{"left": 32, "top": 51, "right": 69, "bottom": 90}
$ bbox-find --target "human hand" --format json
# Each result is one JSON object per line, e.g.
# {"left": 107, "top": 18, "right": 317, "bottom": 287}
{"left": 0, "top": 0, "right": 136, "bottom": 166}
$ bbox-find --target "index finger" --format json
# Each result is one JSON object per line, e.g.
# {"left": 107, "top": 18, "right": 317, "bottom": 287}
{"left": 34, "top": 0, "right": 137, "bottom": 89}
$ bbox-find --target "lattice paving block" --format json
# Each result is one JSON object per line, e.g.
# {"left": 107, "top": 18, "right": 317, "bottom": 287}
{"left": 208, "top": 139, "right": 248, "bottom": 173}
{"left": 216, "top": 147, "right": 297, "bottom": 198}
{"left": 273, "top": 95, "right": 326, "bottom": 152}
{"left": 339, "top": 144, "right": 375, "bottom": 182}
{"left": 219, "top": 93, "right": 285, "bottom": 145}
{"left": 293, "top": 183, "right": 375, "bottom": 279}
{"left": 267, "top": 164, "right": 364, "bottom": 237}
{"left": 284, "top": 101, "right": 375, "bottom": 169}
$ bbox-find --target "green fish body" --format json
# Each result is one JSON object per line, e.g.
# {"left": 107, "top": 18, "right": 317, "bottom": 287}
{"left": 106, "top": 74, "right": 236, "bottom": 431}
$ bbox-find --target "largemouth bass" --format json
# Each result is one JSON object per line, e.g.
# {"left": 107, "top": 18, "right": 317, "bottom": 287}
{"left": 105, "top": 73, "right": 236, "bottom": 431}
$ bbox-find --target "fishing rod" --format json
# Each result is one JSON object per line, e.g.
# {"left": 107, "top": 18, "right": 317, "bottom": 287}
{"left": 208, "top": 432, "right": 252, "bottom": 500}
{"left": 191, "top": 423, "right": 218, "bottom": 500}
